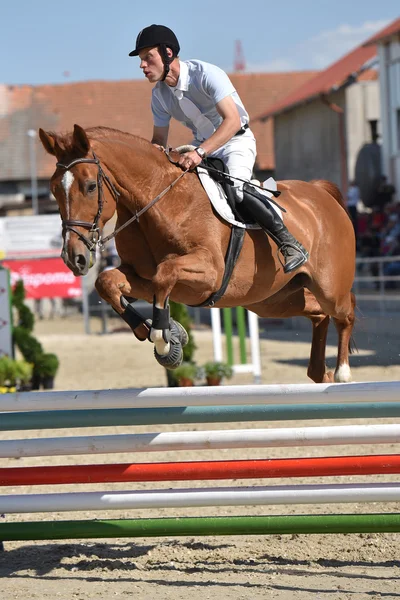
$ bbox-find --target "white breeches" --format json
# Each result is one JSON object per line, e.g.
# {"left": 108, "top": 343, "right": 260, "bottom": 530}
{"left": 210, "top": 130, "right": 257, "bottom": 201}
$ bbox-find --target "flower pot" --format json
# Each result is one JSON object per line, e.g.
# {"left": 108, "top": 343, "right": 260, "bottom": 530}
{"left": 42, "top": 376, "right": 55, "bottom": 390}
{"left": 31, "top": 374, "right": 42, "bottom": 390}
{"left": 177, "top": 377, "right": 194, "bottom": 387}
{"left": 206, "top": 376, "right": 221, "bottom": 386}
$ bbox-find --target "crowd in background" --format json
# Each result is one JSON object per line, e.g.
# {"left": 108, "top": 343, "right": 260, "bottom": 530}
{"left": 349, "top": 176, "right": 399, "bottom": 288}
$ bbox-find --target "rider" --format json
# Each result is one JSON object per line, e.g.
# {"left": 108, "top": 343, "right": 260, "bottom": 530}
{"left": 129, "top": 24, "right": 308, "bottom": 273}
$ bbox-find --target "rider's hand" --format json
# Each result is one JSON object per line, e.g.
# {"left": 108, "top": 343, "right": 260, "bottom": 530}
{"left": 178, "top": 151, "right": 202, "bottom": 171}
{"left": 152, "top": 143, "right": 165, "bottom": 152}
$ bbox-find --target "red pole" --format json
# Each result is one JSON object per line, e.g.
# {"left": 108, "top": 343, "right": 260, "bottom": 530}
{"left": 1, "top": 455, "right": 400, "bottom": 486}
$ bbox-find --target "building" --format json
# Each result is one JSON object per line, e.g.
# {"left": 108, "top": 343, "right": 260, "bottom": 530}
{"left": 0, "top": 70, "right": 316, "bottom": 216}
{"left": 364, "top": 18, "right": 400, "bottom": 202}
{"left": 252, "top": 20, "right": 400, "bottom": 206}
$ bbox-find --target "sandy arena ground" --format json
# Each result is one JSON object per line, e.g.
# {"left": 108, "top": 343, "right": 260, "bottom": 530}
{"left": 1, "top": 313, "right": 400, "bottom": 599}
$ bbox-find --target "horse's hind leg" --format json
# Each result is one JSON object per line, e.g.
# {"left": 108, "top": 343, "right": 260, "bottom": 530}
{"left": 332, "top": 292, "right": 356, "bottom": 383}
{"left": 308, "top": 314, "right": 333, "bottom": 383}
{"left": 246, "top": 285, "right": 334, "bottom": 383}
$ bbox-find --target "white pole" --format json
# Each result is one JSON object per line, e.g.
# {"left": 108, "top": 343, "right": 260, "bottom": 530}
{"left": 2, "top": 380, "right": 400, "bottom": 412}
{"left": 1, "top": 423, "right": 399, "bottom": 458}
{"left": 3, "top": 482, "right": 400, "bottom": 514}
{"left": 211, "top": 307, "right": 223, "bottom": 361}
{"left": 248, "top": 311, "right": 262, "bottom": 383}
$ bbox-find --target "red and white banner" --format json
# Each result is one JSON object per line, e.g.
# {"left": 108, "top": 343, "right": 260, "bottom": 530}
{"left": 2, "top": 258, "right": 82, "bottom": 300}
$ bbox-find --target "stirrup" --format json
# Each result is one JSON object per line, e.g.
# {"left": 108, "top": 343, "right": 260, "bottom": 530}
{"left": 276, "top": 243, "right": 309, "bottom": 274}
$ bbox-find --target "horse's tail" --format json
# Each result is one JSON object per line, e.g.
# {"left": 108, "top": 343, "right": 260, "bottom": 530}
{"left": 310, "top": 179, "right": 348, "bottom": 213}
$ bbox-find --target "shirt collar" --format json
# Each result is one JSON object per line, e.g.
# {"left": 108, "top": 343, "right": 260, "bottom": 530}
{"left": 172, "top": 61, "right": 189, "bottom": 100}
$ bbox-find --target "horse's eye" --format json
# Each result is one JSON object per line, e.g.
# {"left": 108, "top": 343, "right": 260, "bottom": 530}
{"left": 87, "top": 182, "right": 97, "bottom": 193}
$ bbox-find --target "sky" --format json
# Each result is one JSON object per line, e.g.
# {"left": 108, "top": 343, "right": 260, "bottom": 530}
{"left": 1, "top": 1, "right": 399, "bottom": 86}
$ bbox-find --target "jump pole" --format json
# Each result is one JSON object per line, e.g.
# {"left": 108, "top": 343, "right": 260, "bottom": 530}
{"left": 211, "top": 307, "right": 261, "bottom": 383}
{"left": 2, "top": 514, "right": 400, "bottom": 541}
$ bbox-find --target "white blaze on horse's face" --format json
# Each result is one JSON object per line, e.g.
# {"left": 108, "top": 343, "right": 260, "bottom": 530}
{"left": 61, "top": 170, "right": 74, "bottom": 250}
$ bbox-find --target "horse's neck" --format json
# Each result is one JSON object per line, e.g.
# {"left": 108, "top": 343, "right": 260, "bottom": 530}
{"left": 99, "top": 138, "right": 169, "bottom": 208}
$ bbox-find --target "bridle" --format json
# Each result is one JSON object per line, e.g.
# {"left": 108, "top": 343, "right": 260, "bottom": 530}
{"left": 56, "top": 152, "right": 120, "bottom": 252}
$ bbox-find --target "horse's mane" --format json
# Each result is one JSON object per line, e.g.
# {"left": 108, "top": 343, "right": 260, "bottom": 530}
{"left": 54, "top": 126, "right": 151, "bottom": 153}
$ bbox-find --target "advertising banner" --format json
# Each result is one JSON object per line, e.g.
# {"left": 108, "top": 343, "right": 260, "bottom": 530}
{"left": 2, "top": 258, "right": 82, "bottom": 300}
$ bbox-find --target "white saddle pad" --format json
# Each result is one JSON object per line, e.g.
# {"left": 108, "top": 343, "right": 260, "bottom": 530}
{"left": 196, "top": 168, "right": 282, "bottom": 229}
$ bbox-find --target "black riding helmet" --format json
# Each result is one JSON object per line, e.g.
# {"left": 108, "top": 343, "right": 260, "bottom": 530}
{"left": 129, "top": 24, "right": 180, "bottom": 81}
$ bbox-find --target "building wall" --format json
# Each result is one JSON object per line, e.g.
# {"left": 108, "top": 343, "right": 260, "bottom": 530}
{"left": 379, "top": 40, "right": 400, "bottom": 201}
{"left": 345, "top": 80, "right": 380, "bottom": 180}
{"left": 273, "top": 90, "right": 345, "bottom": 187}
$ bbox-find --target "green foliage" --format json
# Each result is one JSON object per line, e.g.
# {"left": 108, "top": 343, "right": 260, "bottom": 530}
{"left": 203, "top": 361, "right": 234, "bottom": 380}
{"left": 169, "top": 361, "right": 203, "bottom": 383}
{"left": 34, "top": 353, "right": 60, "bottom": 378}
{"left": 0, "top": 356, "right": 16, "bottom": 386}
{"left": 11, "top": 280, "right": 60, "bottom": 387}
{"left": 17, "top": 304, "right": 35, "bottom": 332}
{"left": 14, "top": 360, "right": 33, "bottom": 384}
{"left": 12, "top": 280, "right": 26, "bottom": 307}
{"left": 13, "top": 328, "right": 43, "bottom": 363}
{"left": 0, "top": 356, "right": 32, "bottom": 386}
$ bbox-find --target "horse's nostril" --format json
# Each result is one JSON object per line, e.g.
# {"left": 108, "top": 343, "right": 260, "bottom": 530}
{"left": 74, "top": 254, "right": 87, "bottom": 268}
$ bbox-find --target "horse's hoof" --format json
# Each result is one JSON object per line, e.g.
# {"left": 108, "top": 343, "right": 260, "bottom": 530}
{"left": 170, "top": 319, "right": 189, "bottom": 347}
{"left": 154, "top": 342, "right": 183, "bottom": 370}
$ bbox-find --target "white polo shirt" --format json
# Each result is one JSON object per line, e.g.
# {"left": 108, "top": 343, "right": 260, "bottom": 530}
{"left": 151, "top": 59, "right": 249, "bottom": 142}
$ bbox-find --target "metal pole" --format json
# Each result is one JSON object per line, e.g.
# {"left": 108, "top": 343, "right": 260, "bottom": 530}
{"left": 27, "top": 130, "right": 39, "bottom": 215}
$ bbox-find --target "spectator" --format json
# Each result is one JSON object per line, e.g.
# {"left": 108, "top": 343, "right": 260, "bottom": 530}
{"left": 383, "top": 234, "right": 400, "bottom": 289}
{"left": 347, "top": 180, "right": 361, "bottom": 244}
{"left": 376, "top": 175, "right": 396, "bottom": 210}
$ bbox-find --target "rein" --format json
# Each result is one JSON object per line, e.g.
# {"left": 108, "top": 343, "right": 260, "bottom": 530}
{"left": 56, "top": 153, "right": 189, "bottom": 251}
{"left": 99, "top": 167, "right": 189, "bottom": 248}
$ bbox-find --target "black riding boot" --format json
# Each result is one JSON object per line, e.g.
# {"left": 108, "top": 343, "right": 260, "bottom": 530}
{"left": 242, "top": 182, "right": 309, "bottom": 273}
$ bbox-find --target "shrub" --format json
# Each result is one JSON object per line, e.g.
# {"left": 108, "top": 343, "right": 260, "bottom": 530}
{"left": 35, "top": 353, "right": 60, "bottom": 378}
{"left": 203, "top": 361, "right": 234, "bottom": 380}
{"left": 169, "top": 361, "right": 203, "bottom": 383}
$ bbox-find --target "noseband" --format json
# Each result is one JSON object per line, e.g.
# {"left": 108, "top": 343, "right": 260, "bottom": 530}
{"left": 56, "top": 153, "right": 120, "bottom": 252}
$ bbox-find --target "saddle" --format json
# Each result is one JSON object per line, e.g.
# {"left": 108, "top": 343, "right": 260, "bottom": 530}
{"left": 201, "top": 156, "right": 257, "bottom": 226}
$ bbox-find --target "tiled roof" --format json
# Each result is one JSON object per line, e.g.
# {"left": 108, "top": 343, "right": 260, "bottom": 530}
{"left": 254, "top": 17, "right": 400, "bottom": 121}
{"left": 0, "top": 69, "right": 316, "bottom": 179}
{"left": 363, "top": 17, "right": 400, "bottom": 46}
{"left": 254, "top": 45, "right": 377, "bottom": 121}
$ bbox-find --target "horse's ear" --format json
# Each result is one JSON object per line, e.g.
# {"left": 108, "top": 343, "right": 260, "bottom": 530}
{"left": 39, "top": 128, "right": 57, "bottom": 156}
{"left": 72, "top": 124, "right": 91, "bottom": 155}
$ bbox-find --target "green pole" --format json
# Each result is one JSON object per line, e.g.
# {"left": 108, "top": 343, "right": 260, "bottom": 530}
{"left": 236, "top": 307, "right": 247, "bottom": 364}
{"left": 222, "top": 308, "right": 234, "bottom": 366}
{"left": 1, "top": 514, "right": 400, "bottom": 541}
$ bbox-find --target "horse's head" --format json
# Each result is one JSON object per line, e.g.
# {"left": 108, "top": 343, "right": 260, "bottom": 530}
{"left": 39, "top": 124, "right": 119, "bottom": 276}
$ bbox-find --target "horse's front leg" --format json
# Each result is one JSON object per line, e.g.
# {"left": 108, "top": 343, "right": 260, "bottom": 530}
{"left": 95, "top": 264, "right": 155, "bottom": 341}
{"left": 149, "top": 249, "right": 220, "bottom": 369}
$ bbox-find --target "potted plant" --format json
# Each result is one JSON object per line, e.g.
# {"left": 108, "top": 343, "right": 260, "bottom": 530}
{"left": 170, "top": 362, "right": 202, "bottom": 387}
{"left": 203, "top": 361, "right": 234, "bottom": 386}
{"left": 0, "top": 356, "right": 18, "bottom": 392}
{"left": 15, "top": 360, "right": 33, "bottom": 391}
{"left": 35, "top": 353, "right": 60, "bottom": 389}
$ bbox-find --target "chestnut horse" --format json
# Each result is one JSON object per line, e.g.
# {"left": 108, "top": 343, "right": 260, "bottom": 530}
{"left": 39, "top": 124, "right": 356, "bottom": 383}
